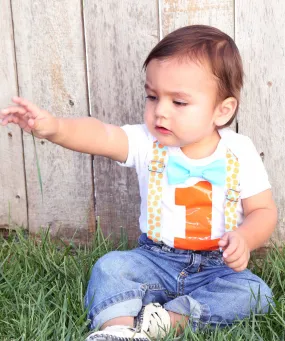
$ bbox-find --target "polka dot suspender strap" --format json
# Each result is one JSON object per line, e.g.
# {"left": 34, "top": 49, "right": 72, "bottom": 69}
{"left": 147, "top": 141, "right": 167, "bottom": 242}
{"left": 224, "top": 150, "right": 240, "bottom": 232}
{"left": 146, "top": 143, "right": 241, "bottom": 243}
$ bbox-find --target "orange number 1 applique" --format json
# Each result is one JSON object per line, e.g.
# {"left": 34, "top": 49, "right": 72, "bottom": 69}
{"left": 174, "top": 181, "right": 219, "bottom": 250}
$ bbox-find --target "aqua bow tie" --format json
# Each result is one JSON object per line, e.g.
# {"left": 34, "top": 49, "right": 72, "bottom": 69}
{"left": 167, "top": 156, "right": 226, "bottom": 186}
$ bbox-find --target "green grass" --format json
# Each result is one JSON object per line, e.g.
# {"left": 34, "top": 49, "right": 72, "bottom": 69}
{"left": 0, "top": 228, "right": 285, "bottom": 341}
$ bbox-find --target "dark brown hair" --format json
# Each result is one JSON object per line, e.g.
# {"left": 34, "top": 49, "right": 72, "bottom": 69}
{"left": 143, "top": 25, "right": 244, "bottom": 127}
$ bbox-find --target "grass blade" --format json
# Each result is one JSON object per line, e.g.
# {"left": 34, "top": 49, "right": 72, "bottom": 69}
{"left": 31, "top": 132, "right": 43, "bottom": 203}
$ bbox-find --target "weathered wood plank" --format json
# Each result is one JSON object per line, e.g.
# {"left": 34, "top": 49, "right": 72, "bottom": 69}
{"left": 236, "top": 0, "right": 285, "bottom": 243}
{"left": 0, "top": 0, "right": 27, "bottom": 229}
{"left": 11, "top": 0, "right": 95, "bottom": 242}
{"left": 161, "top": 0, "right": 234, "bottom": 37}
{"left": 84, "top": 1, "right": 158, "bottom": 240}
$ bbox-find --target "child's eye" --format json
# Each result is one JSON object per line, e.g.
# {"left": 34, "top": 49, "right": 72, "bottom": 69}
{"left": 145, "top": 95, "right": 157, "bottom": 101}
{"left": 173, "top": 100, "right": 188, "bottom": 106}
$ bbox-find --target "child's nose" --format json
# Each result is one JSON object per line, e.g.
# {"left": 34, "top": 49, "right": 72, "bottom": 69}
{"left": 154, "top": 100, "right": 170, "bottom": 119}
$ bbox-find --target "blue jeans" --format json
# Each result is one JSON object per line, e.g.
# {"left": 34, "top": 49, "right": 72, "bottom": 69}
{"left": 85, "top": 234, "right": 273, "bottom": 330}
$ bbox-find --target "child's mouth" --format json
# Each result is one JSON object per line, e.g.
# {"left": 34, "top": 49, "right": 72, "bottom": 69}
{"left": 155, "top": 126, "right": 172, "bottom": 135}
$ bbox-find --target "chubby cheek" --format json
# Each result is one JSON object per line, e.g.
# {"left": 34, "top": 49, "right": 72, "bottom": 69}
{"left": 176, "top": 113, "right": 213, "bottom": 139}
{"left": 143, "top": 108, "right": 152, "bottom": 129}
{"left": 185, "top": 106, "right": 215, "bottom": 128}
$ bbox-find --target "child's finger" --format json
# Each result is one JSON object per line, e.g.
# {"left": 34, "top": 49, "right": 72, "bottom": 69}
{"left": 218, "top": 233, "right": 229, "bottom": 250}
{"left": 226, "top": 249, "right": 249, "bottom": 271}
{"left": 12, "top": 96, "right": 41, "bottom": 118}
{"left": 225, "top": 257, "right": 241, "bottom": 268}
{"left": 226, "top": 258, "right": 246, "bottom": 272}
{"left": 1, "top": 113, "right": 24, "bottom": 126}
{"left": 1, "top": 115, "right": 12, "bottom": 126}
{"left": 12, "top": 96, "right": 26, "bottom": 104}
{"left": 0, "top": 110, "right": 8, "bottom": 118}
{"left": 1, "top": 106, "right": 28, "bottom": 116}
{"left": 224, "top": 246, "right": 244, "bottom": 263}
{"left": 12, "top": 116, "right": 19, "bottom": 124}
{"left": 0, "top": 114, "right": 33, "bottom": 132}
{"left": 223, "top": 238, "right": 239, "bottom": 259}
{"left": 0, "top": 118, "right": 8, "bottom": 126}
{"left": 218, "top": 239, "right": 228, "bottom": 247}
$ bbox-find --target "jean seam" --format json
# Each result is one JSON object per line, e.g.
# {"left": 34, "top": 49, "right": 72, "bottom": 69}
{"left": 146, "top": 283, "right": 166, "bottom": 290}
{"left": 164, "top": 290, "right": 179, "bottom": 299}
{"left": 177, "top": 272, "right": 186, "bottom": 296}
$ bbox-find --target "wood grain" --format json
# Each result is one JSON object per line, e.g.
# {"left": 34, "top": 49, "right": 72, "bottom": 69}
{"left": 236, "top": 0, "right": 285, "bottom": 243}
{"left": 11, "top": 0, "right": 95, "bottom": 242}
{"left": 84, "top": 0, "right": 158, "bottom": 240}
{"left": 161, "top": 0, "right": 234, "bottom": 37}
{"left": 0, "top": 0, "right": 27, "bottom": 230}
{"left": 1, "top": 0, "right": 283, "bottom": 247}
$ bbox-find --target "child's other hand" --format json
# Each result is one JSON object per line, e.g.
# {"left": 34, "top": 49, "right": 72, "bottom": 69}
{"left": 0, "top": 96, "right": 59, "bottom": 139}
{"left": 218, "top": 231, "right": 250, "bottom": 272}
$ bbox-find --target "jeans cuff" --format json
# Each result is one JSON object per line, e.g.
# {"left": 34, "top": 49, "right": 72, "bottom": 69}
{"left": 88, "top": 288, "right": 147, "bottom": 330}
{"left": 164, "top": 295, "right": 211, "bottom": 331}
{"left": 90, "top": 298, "right": 143, "bottom": 330}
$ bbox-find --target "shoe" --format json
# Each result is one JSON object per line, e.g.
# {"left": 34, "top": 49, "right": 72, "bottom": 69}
{"left": 85, "top": 325, "right": 150, "bottom": 341}
{"left": 136, "top": 303, "right": 171, "bottom": 339}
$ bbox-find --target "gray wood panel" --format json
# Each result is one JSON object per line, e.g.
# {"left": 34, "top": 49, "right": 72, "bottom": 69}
{"left": 236, "top": 0, "right": 285, "bottom": 243}
{"left": 84, "top": 1, "right": 158, "bottom": 240}
{"left": 2, "top": 0, "right": 283, "bottom": 246}
{"left": 161, "top": 0, "right": 234, "bottom": 37}
{"left": 11, "top": 0, "right": 95, "bottom": 242}
{"left": 0, "top": 0, "right": 27, "bottom": 230}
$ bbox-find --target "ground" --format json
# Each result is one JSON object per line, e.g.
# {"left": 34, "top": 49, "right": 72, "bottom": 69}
{"left": 0, "top": 228, "right": 284, "bottom": 340}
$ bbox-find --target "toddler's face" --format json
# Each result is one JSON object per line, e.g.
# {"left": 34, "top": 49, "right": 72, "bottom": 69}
{"left": 144, "top": 57, "right": 221, "bottom": 150}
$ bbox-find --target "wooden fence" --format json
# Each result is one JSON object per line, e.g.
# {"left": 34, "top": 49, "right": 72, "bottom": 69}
{"left": 0, "top": 0, "right": 284, "bottom": 244}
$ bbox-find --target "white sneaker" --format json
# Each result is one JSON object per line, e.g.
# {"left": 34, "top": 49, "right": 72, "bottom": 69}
{"left": 136, "top": 303, "right": 171, "bottom": 339}
{"left": 85, "top": 325, "right": 151, "bottom": 341}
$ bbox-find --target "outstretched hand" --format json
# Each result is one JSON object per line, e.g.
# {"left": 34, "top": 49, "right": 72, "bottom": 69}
{"left": 0, "top": 96, "right": 58, "bottom": 139}
{"left": 218, "top": 231, "right": 250, "bottom": 272}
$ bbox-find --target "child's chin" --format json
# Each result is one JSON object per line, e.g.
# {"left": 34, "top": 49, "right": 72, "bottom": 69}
{"left": 156, "top": 137, "right": 180, "bottom": 147}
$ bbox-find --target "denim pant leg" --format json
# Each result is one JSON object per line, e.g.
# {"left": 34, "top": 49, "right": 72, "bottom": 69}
{"left": 164, "top": 251, "right": 273, "bottom": 329}
{"left": 85, "top": 248, "right": 173, "bottom": 330}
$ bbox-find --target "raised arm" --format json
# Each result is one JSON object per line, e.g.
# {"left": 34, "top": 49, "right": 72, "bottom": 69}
{"left": 0, "top": 96, "right": 128, "bottom": 162}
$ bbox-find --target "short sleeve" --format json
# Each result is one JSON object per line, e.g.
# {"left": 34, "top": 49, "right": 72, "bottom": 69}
{"left": 239, "top": 137, "right": 271, "bottom": 199}
{"left": 116, "top": 124, "right": 153, "bottom": 171}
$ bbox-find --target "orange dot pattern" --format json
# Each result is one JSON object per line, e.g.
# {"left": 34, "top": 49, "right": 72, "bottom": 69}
{"left": 225, "top": 150, "right": 240, "bottom": 232}
{"left": 147, "top": 141, "right": 167, "bottom": 242}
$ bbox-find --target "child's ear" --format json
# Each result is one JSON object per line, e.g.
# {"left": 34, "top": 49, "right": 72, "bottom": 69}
{"left": 214, "top": 97, "right": 238, "bottom": 127}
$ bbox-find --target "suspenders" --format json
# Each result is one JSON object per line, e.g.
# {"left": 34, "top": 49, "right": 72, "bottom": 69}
{"left": 225, "top": 151, "right": 240, "bottom": 232}
{"left": 147, "top": 141, "right": 240, "bottom": 247}
{"left": 147, "top": 142, "right": 168, "bottom": 242}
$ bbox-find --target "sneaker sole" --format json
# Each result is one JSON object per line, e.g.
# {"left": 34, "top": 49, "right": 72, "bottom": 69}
{"left": 86, "top": 334, "right": 149, "bottom": 341}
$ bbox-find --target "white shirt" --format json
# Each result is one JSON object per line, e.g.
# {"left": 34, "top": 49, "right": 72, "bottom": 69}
{"left": 118, "top": 124, "right": 271, "bottom": 249}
